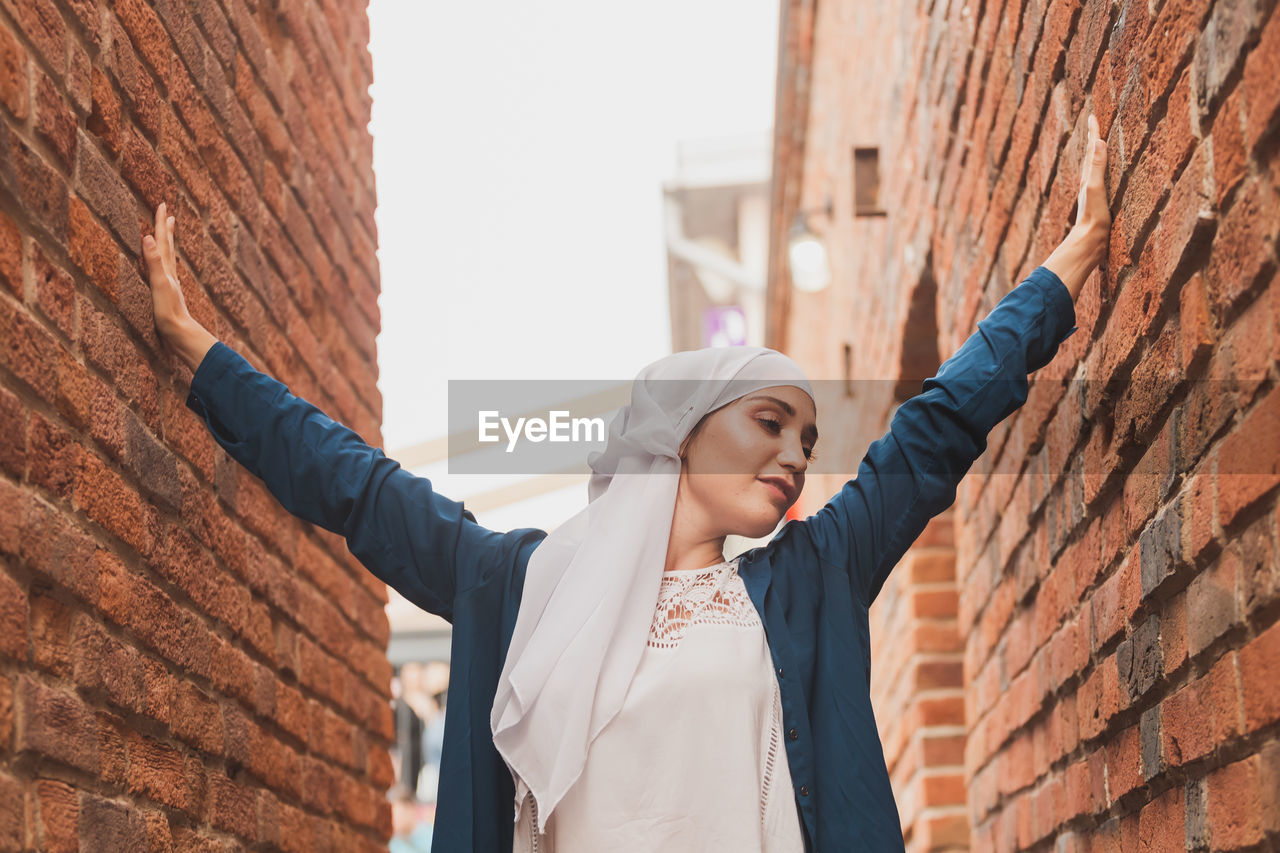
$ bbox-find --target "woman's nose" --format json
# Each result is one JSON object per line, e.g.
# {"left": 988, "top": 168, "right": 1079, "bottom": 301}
{"left": 779, "top": 441, "right": 808, "bottom": 471}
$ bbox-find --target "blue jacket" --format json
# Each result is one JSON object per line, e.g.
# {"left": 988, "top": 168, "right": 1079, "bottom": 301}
{"left": 185, "top": 266, "right": 1076, "bottom": 852}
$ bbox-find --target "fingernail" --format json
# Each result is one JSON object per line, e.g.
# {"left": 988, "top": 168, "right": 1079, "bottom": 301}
{"left": 144, "top": 235, "right": 155, "bottom": 248}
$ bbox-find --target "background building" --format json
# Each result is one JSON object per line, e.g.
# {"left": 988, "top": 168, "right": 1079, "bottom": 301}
{"left": 0, "top": 1, "right": 394, "bottom": 849}
{"left": 663, "top": 131, "right": 773, "bottom": 351}
{"left": 770, "top": 0, "right": 1280, "bottom": 850}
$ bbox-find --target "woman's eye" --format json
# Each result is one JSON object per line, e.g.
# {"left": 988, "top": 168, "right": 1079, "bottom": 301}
{"left": 757, "top": 417, "right": 781, "bottom": 433}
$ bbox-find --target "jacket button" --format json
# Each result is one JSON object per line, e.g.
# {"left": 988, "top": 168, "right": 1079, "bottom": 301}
{"left": 777, "top": 666, "right": 784, "bottom": 678}
{"left": 799, "top": 785, "right": 809, "bottom": 797}
{"left": 788, "top": 728, "right": 798, "bottom": 740}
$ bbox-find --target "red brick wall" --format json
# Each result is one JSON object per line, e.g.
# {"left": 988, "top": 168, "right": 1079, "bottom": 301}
{"left": 1, "top": 0, "right": 394, "bottom": 849}
{"left": 770, "top": 0, "right": 1280, "bottom": 849}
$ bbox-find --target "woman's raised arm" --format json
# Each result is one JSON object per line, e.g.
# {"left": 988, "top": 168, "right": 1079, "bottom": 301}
{"left": 801, "top": 112, "right": 1111, "bottom": 606}
{"left": 141, "top": 203, "right": 505, "bottom": 621}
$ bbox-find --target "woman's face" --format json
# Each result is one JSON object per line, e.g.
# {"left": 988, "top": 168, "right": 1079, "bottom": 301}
{"left": 677, "top": 384, "right": 818, "bottom": 539}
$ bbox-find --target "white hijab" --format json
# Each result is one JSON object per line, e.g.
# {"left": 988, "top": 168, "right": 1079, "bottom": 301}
{"left": 489, "top": 345, "right": 815, "bottom": 834}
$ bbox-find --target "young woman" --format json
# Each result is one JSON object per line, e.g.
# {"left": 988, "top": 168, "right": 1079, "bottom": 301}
{"left": 142, "top": 115, "right": 1110, "bottom": 852}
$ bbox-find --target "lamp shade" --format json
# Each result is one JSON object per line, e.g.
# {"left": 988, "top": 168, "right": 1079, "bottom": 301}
{"left": 787, "top": 215, "right": 831, "bottom": 292}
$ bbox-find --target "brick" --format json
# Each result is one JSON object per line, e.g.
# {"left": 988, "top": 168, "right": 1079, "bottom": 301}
{"left": 113, "top": 0, "right": 172, "bottom": 87}
{"left": 71, "top": 612, "right": 145, "bottom": 715}
{"left": 1193, "top": 0, "right": 1255, "bottom": 115}
{"left": 67, "top": 41, "right": 90, "bottom": 113}
{"left": 1219, "top": 282, "right": 1277, "bottom": 411}
{"left": 209, "top": 767, "right": 257, "bottom": 842}
{"left": 1237, "top": 513, "right": 1280, "bottom": 619}
{"left": 1079, "top": 654, "right": 1121, "bottom": 741}
{"left": 29, "top": 592, "right": 72, "bottom": 677}
{"left": 127, "top": 574, "right": 213, "bottom": 677}
{"left": 1242, "top": 0, "right": 1280, "bottom": 152}
{"left": 1138, "top": 783, "right": 1184, "bottom": 851}
{"left": 79, "top": 791, "right": 149, "bottom": 852}
{"left": 1104, "top": 722, "right": 1143, "bottom": 802}
{"left": 1210, "top": 88, "right": 1247, "bottom": 210}
{"left": 1217, "top": 385, "right": 1280, "bottom": 526}
{"left": 32, "top": 243, "right": 75, "bottom": 342}
{"left": 75, "top": 128, "right": 138, "bottom": 250}
{"left": 0, "top": 284, "right": 63, "bottom": 407}
{"left": 1118, "top": 613, "right": 1162, "bottom": 703}
{"left": 1186, "top": 551, "right": 1240, "bottom": 657}
{"left": 1140, "top": 497, "right": 1185, "bottom": 601}
{"left": 169, "top": 679, "right": 224, "bottom": 756}
{"left": 1259, "top": 740, "right": 1280, "bottom": 836}
{"left": 0, "top": 566, "right": 25, "bottom": 661}
{"left": 0, "top": 208, "right": 20, "bottom": 298}
{"left": 0, "top": 385, "right": 23, "bottom": 477}
{"left": 139, "top": 809, "right": 171, "bottom": 850}
{"left": 1121, "top": 70, "right": 1194, "bottom": 255}
{"left": 73, "top": 449, "right": 157, "bottom": 556}
{"left": 121, "top": 126, "right": 179, "bottom": 212}
{"left": 104, "top": 17, "right": 161, "bottom": 140}
{"left": 195, "top": 0, "right": 236, "bottom": 68}
{"left": 1206, "top": 651, "right": 1244, "bottom": 743}
{"left": 1163, "top": 675, "right": 1215, "bottom": 767}
{"left": 28, "top": 411, "right": 77, "bottom": 500}
{"left": 87, "top": 66, "right": 124, "bottom": 157}
{"left": 34, "top": 778, "right": 76, "bottom": 853}
{"left": 1, "top": 0, "right": 66, "bottom": 74}
{"left": 1208, "top": 754, "right": 1265, "bottom": 849}
{"left": 1179, "top": 273, "right": 1215, "bottom": 371}
{"left": 1239, "top": 619, "right": 1280, "bottom": 732}
{"left": 17, "top": 495, "right": 98, "bottom": 602}
{"left": 1184, "top": 776, "right": 1209, "bottom": 849}
{"left": 78, "top": 296, "right": 160, "bottom": 428}
{"left": 1208, "top": 178, "right": 1276, "bottom": 315}
{"left": 0, "top": 24, "right": 28, "bottom": 120}
{"left": 0, "top": 121, "right": 69, "bottom": 241}
{"left": 1091, "top": 555, "right": 1138, "bottom": 652}
{"left": 125, "top": 729, "right": 199, "bottom": 815}
{"left": 0, "top": 772, "right": 21, "bottom": 847}
{"left": 1181, "top": 377, "right": 1233, "bottom": 472}
{"left": 67, "top": 196, "right": 119, "bottom": 301}
{"left": 1140, "top": 703, "right": 1163, "bottom": 782}
{"left": 1158, "top": 145, "right": 1215, "bottom": 288}
{"left": 34, "top": 71, "right": 76, "bottom": 171}
{"left": 15, "top": 674, "right": 99, "bottom": 773}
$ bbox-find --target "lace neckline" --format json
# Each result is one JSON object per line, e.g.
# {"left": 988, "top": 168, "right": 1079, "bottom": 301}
{"left": 649, "top": 556, "right": 753, "bottom": 649}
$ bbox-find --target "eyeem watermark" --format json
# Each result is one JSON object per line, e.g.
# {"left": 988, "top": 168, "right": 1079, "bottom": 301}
{"left": 445, "top": 377, "right": 1265, "bottom": 476}
{"left": 478, "top": 410, "right": 607, "bottom": 452}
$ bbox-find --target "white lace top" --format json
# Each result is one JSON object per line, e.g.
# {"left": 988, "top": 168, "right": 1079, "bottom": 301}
{"left": 512, "top": 556, "right": 806, "bottom": 852}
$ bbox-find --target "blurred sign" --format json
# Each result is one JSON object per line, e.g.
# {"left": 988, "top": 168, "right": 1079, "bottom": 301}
{"left": 703, "top": 305, "right": 748, "bottom": 347}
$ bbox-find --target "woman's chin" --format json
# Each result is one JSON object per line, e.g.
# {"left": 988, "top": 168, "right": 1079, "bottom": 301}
{"left": 740, "top": 508, "right": 786, "bottom": 539}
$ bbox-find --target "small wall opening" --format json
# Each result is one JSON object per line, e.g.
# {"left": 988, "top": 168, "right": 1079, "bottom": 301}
{"left": 852, "top": 147, "right": 887, "bottom": 217}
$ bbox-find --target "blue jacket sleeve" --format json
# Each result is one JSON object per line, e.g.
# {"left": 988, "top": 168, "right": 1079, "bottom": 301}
{"left": 184, "top": 341, "right": 504, "bottom": 622}
{"left": 801, "top": 266, "right": 1078, "bottom": 606}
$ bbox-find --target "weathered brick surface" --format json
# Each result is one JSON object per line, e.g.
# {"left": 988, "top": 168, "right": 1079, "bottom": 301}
{"left": 0, "top": 0, "right": 393, "bottom": 848}
{"left": 772, "top": 0, "right": 1279, "bottom": 849}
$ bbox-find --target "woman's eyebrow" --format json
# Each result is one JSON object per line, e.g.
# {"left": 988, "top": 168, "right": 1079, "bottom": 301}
{"left": 746, "top": 394, "right": 819, "bottom": 443}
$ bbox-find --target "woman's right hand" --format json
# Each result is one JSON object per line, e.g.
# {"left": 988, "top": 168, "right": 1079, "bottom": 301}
{"left": 142, "top": 201, "right": 217, "bottom": 371}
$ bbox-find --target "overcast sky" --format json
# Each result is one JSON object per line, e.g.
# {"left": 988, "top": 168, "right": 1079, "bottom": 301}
{"left": 368, "top": 0, "right": 780, "bottom": 532}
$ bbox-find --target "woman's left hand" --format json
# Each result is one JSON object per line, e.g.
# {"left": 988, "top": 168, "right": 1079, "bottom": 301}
{"left": 1043, "top": 113, "right": 1111, "bottom": 299}
{"left": 1072, "top": 113, "right": 1110, "bottom": 265}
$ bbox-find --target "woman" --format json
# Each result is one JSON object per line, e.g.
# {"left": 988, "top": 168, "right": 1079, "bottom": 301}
{"left": 142, "top": 115, "right": 1110, "bottom": 851}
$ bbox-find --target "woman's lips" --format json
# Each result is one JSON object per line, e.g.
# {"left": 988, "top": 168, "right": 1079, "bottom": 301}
{"left": 758, "top": 478, "right": 791, "bottom": 503}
